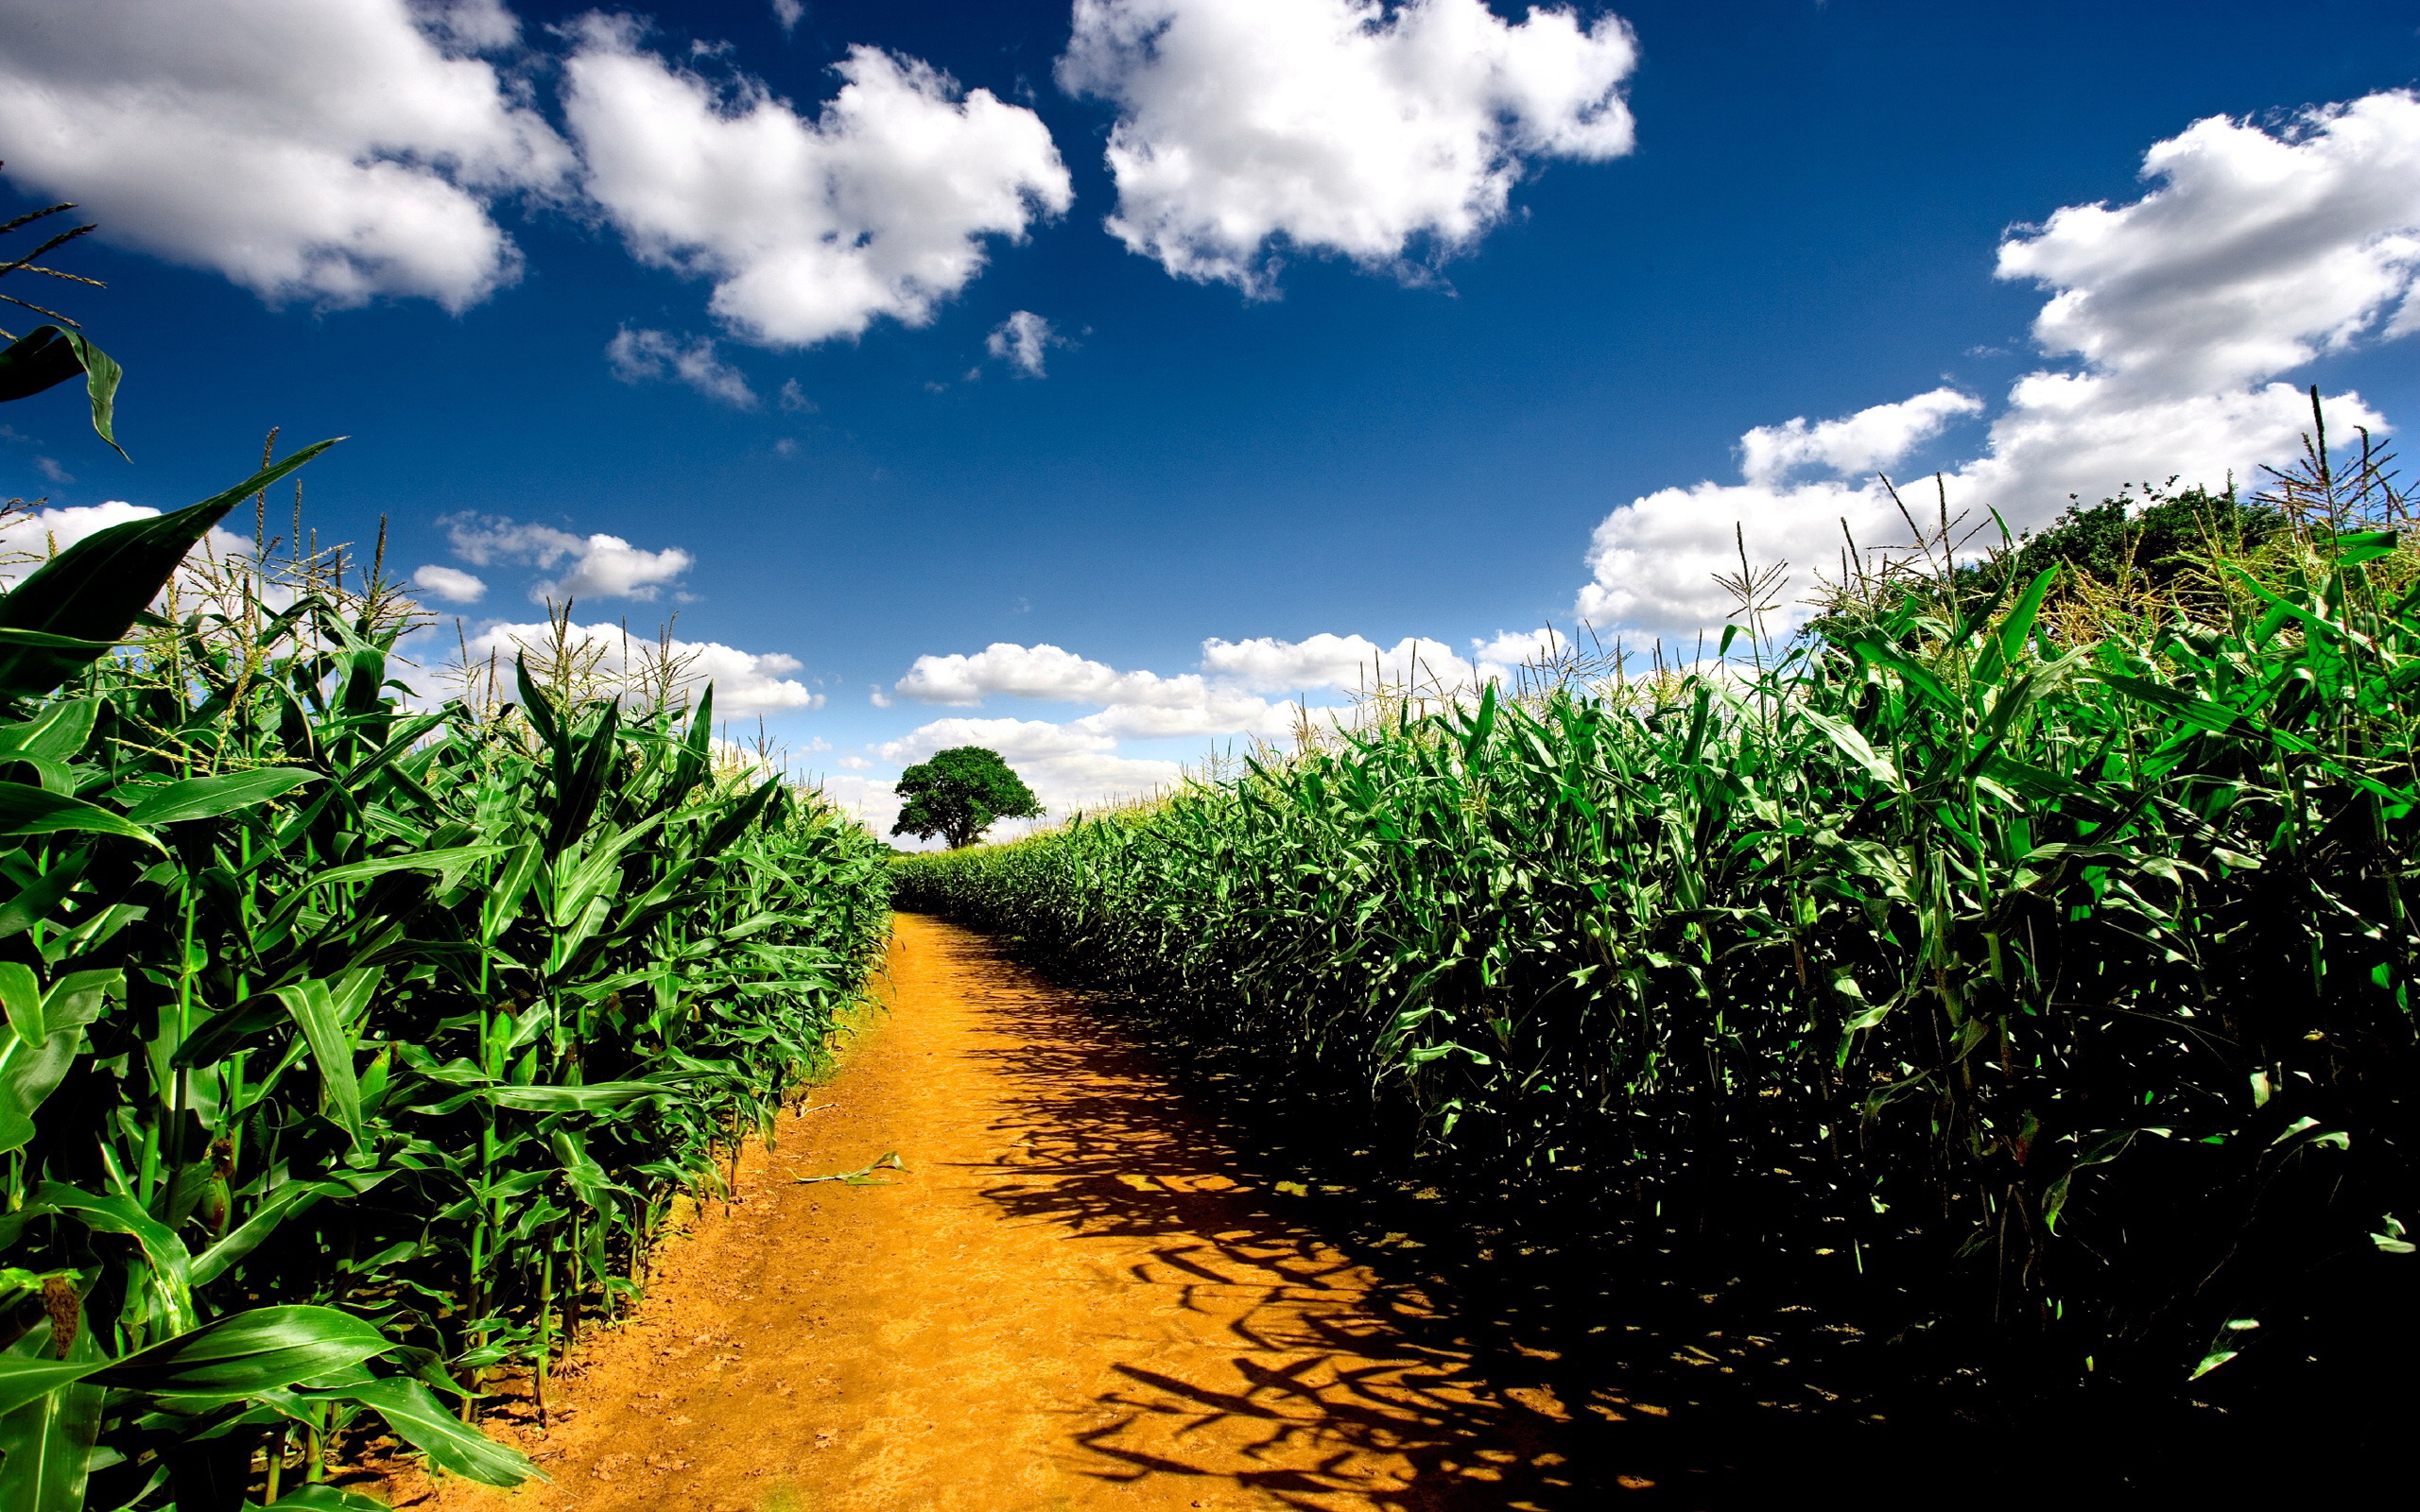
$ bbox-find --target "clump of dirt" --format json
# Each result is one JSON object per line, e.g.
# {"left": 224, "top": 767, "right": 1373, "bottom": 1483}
{"left": 362, "top": 913, "right": 1597, "bottom": 1512}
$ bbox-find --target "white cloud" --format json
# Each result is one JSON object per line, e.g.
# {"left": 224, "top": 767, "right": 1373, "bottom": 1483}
{"left": 562, "top": 17, "right": 1071, "bottom": 346}
{"left": 875, "top": 715, "right": 1114, "bottom": 764}
{"left": 606, "top": 327, "right": 757, "bottom": 406}
{"left": 0, "top": 0, "right": 572, "bottom": 311}
{"left": 1057, "top": 0, "right": 1637, "bottom": 291}
{"left": 415, "top": 1, "right": 520, "bottom": 54}
{"left": 770, "top": 0, "right": 804, "bottom": 37}
{"left": 412, "top": 562, "right": 487, "bottom": 603}
{"left": 1738, "top": 388, "right": 1982, "bottom": 488}
{"left": 891, "top": 641, "right": 1297, "bottom": 742}
{"left": 895, "top": 641, "right": 1191, "bottom": 706}
{"left": 444, "top": 515, "right": 694, "bottom": 604}
{"left": 32, "top": 458, "right": 72, "bottom": 486}
{"left": 986, "top": 310, "right": 1062, "bottom": 375}
{"left": 1996, "top": 91, "right": 2420, "bottom": 396}
{"left": 1577, "top": 476, "right": 1882, "bottom": 644}
{"left": 449, "top": 618, "right": 820, "bottom": 715}
{"left": 810, "top": 771, "right": 905, "bottom": 836}
{"left": 1577, "top": 91, "right": 2420, "bottom": 644}
{"left": 1199, "top": 632, "right": 1473, "bottom": 693}
{"left": 836, "top": 753, "right": 871, "bottom": 770}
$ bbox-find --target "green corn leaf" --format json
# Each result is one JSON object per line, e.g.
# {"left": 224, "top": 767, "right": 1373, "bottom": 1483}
{"left": 2329, "top": 529, "right": 2399, "bottom": 568}
{"left": 513, "top": 652, "right": 563, "bottom": 756}
{"left": 0, "top": 323, "right": 124, "bottom": 457}
{"left": 1798, "top": 710, "right": 1902, "bottom": 790}
{"left": 0, "top": 972, "right": 105, "bottom": 1150}
{"left": 0, "top": 1345, "right": 105, "bottom": 1420}
{"left": 0, "top": 847, "right": 90, "bottom": 941}
{"left": 302, "top": 843, "right": 508, "bottom": 892}
{"left": 0, "top": 1324, "right": 104, "bottom": 1507}
{"left": 1998, "top": 564, "right": 2060, "bottom": 665}
{"left": 479, "top": 839, "right": 541, "bottom": 945}
{"left": 0, "top": 782, "right": 160, "bottom": 848}
{"left": 488, "top": 1080, "right": 679, "bottom": 1111}
{"left": 0, "top": 698, "right": 99, "bottom": 765}
{"left": 0, "top": 1017, "right": 78, "bottom": 1157}
{"left": 2098, "top": 674, "right": 2254, "bottom": 738}
{"left": 91, "top": 1306, "right": 388, "bottom": 1398}
{"left": 543, "top": 703, "right": 623, "bottom": 857}
{"left": 312, "top": 1376, "right": 541, "bottom": 1486}
{"left": 274, "top": 982, "right": 363, "bottom": 1143}
{"left": 33, "top": 1182, "right": 194, "bottom": 1334}
{"left": 0, "top": 961, "right": 41, "bottom": 1046}
{"left": 119, "top": 767, "right": 317, "bottom": 826}
{"left": 1841, "top": 635, "right": 1959, "bottom": 710}
{"left": 0, "top": 438, "right": 338, "bottom": 699}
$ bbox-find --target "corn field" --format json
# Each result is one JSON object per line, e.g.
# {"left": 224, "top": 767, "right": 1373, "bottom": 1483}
{"left": 0, "top": 206, "right": 891, "bottom": 1509}
{"left": 0, "top": 474, "right": 890, "bottom": 1510}
{"left": 895, "top": 441, "right": 2420, "bottom": 1402}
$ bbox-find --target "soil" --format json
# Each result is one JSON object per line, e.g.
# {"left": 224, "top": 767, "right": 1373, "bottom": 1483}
{"left": 364, "top": 912, "right": 1593, "bottom": 1512}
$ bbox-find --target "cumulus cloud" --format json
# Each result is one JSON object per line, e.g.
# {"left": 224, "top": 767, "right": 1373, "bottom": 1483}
{"left": 769, "top": 0, "right": 804, "bottom": 36}
{"left": 411, "top": 562, "right": 487, "bottom": 603}
{"left": 1997, "top": 92, "right": 2420, "bottom": 395}
{"left": 562, "top": 17, "right": 1071, "bottom": 347}
{"left": 808, "top": 770, "right": 902, "bottom": 834}
{"left": 1199, "top": 632, "right": 1474, "bottom": 693}
{"left": 449, "top": 618, "right": 819, "bottom": 715}
{"left": 443, "top": 515, "right": 694, "bottom": 603}
{"left": 606, "top": 327, "right": 757, "bottom": 406}
{"left": 1057, "top": 0, "right": 1637, "bottom": 291}
{"left": 0, "top": 0, "right": 572, "bottom": 311}
{"left": 1466, "top": 625, "right": 1591, "bottom": 682}
{"left": 1578, "top": 91, "right": 2420, "bottom": 644}
{"left": 896, "top": 641, "right": 1191, "bottom": 706}
{"left": 1738, "top": 388, "right": 1982, "bottom": 488}
{"left": 892, "top": 641, "right": 1295, "bottom": 742}
{"left": 986, "top": 311, "right": 1063, "bottom": 376}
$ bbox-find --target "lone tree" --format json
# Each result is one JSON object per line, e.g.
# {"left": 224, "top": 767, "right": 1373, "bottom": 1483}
{"left": 891, "top": 746, "right": 1043, "bottom": 849}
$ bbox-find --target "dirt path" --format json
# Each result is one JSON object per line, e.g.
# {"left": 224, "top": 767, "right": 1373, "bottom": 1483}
{"left": 377, "top": 912, "right": 1584, "bottom": 1512}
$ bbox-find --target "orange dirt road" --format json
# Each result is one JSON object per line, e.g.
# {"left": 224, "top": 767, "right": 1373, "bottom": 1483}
{"left": 382, "top": 912, "right": 1581, "bottom": 1512}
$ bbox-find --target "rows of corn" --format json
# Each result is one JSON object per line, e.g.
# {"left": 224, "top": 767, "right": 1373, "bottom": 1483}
{"left": 0, "top": 222, "right": 891, "bottom": 1507}
{"left": 0, "top": 469, "right": 890, "bottom": 1511}
{"left": 895, "top": 461, "right": 2419, "bottom": 1399}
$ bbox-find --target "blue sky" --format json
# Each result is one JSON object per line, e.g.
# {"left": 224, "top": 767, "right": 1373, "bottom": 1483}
{"left": 4, "top": 0, "right": 2418, "bottom": 831}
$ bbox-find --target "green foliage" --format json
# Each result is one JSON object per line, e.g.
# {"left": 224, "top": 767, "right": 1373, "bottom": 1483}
{"left": 890, "top": 746, "right": 1041, "bottom": 850}
{"left": 1984, "top": 484, "right": 2283, "bottom": 598}
{"left": 897, "top": 496, "right": 2420, "bottom": 1399}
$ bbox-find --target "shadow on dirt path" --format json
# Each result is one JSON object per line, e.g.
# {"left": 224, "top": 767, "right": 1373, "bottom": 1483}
{"left": 366, "top": 913, "right": 1635, "bottom": 1512}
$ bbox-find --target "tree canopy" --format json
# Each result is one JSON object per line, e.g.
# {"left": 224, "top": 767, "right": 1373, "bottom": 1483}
{"left": 891, "top": 746, "right": 1043, "bottom": 849}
